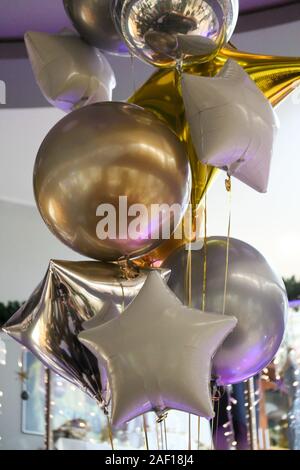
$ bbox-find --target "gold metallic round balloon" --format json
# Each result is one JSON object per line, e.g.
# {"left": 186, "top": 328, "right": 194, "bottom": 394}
{"left": 34, "top": 102, "right": 191, "bottom": 261}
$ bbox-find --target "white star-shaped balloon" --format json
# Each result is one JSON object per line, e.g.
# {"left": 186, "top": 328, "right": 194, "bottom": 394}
{"left": 79, "top": 271, "right": 237, "bottom": 428}
{"left": 25, "top": 31, "right": 116, "bottom": 112}
{"left": 181, "top": 59, "right": 279, "bottom": 192}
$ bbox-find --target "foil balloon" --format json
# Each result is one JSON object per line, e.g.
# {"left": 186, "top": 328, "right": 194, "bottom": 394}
{"left": 113, "top": 0, "right": 239, "bottom": 68}
{"left": 63, "top": 0, "right": 128, "bottom": 55}
{"left": 33, "top": 102, "right": 191, "bottom": 261}
{"left": 163, "top": 237, "right": 288, "bottom": 385}
{"left": 181, "top": 59, "right": 279, "bottom": 193}
{"left": 82, "top": 300, "right": 119, "bottom": 399}
{"left": 129, "top": 64, "right": 217, "bottom": 213}
{"left": 79, "top": 271, "right": 237, "bottom": 427}
{"left": 25, "top": 31, "right": 116, "bottom": 113}
{"left": 3, "top": 260, "right": 170, "bottom": 403}
{"left": 82, "top": 300, "right": 119, "bottom": 330}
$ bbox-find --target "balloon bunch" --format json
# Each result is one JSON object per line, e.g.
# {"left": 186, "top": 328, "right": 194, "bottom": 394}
{"left": 4, "top": 0, "right": 300, "bottom": 431}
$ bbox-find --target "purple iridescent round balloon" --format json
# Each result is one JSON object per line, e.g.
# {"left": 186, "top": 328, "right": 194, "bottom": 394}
{"left": 163, "top": 237, "right": 288, "bottom": 385}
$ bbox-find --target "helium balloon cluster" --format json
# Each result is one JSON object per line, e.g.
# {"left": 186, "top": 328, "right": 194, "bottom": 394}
{"left": 5, "top": 0, "right": 300, "bottom": 433}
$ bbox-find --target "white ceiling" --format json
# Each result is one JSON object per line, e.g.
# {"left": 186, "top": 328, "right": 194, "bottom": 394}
{"left": 0, "top": 0, "right": 72, "bottom": 39}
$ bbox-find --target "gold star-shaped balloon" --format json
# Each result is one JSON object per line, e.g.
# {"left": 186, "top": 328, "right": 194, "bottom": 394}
{"left": 129, "top": 45, "right": 300, "bottom": 202}
{"left": 218, "top": 46, "right": 300, "bottom": 107}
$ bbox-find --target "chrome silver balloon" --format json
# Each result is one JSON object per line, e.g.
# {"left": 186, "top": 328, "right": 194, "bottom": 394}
{"left": 33, "top": 102, "right": 191, "bottom": 262}
{"left": 112, "top": 0, "right": 239, "bottom": 67}
{"left": 163, "top": 237, "right": 288, "bottom": 385}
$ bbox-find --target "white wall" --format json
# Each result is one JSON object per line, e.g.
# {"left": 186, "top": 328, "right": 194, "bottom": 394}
{"left": 0, "top": 200, "right": 83, "bottom": 303}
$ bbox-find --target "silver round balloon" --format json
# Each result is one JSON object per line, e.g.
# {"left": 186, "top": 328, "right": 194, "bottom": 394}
{"left": 33, "top": 102, "right": 191, "bottom": 262}
{"left": 112, "top": 0, "right": 239, "bottom": 67}
{"left": 162, "top": 237, "right": 288, "bottom": 385}
{"left": 63, "top": 0, "right": 128, "bottom": 55}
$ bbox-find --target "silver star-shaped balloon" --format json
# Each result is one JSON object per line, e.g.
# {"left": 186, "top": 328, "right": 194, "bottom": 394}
{"left": 79, "top": 271, "right": 237, "bottom": 427}
{"left": 3, "top": 260, "right": 170, "bottom": 403}
{"left": 181, "top": 59, "right": 279, "bottom": 192}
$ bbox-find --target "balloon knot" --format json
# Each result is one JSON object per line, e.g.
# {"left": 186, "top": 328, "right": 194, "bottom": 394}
{"left": 225, "top": 175, "right": 231, "bottom": 192}
{"left": 156, "top": 411, "right": 168, "bottom": 423}
{"left": 118, "top": 258, "right": 140, "bottom": 280}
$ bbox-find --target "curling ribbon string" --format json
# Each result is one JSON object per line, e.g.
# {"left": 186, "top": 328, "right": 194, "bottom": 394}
{"left": 212, "top": 175, "right": 232, "bottom": 450}
{"left": 156, "top": 421, "right": 160, "bottom": 450}
{"left": 186, "top": 242, "right": 192, "bottom": 450}
{"left": 215, "top": 397, "right": 221, "bottom": 450}
{"left": 188, "top": 413, "right": 192, "bottom": 451}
